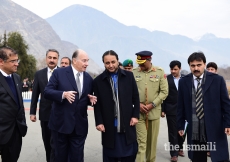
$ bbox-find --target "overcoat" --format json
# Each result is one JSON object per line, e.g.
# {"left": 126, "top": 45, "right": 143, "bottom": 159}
{"left": 93, "top": 69, "right": 140, "bottom": 148}
{"left": 177, "top": 72, "right": 230, "bottom": 162}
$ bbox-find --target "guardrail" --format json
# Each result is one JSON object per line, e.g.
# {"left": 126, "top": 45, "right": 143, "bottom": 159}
{"left": 22, "top": 91, "right": 40, "bottom": 102}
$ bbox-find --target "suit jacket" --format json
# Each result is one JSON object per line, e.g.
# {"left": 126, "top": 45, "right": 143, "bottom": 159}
{"left": 30, "top": 67, "right": 53, "bottom": 121}
{"left": 93, "top": 69, "right": 140, "bottom": 149}
{"left": 162, "top": 74, "right": 184, "bottom": 115}
{"left": 44, "top": 66, "right": 93, "bottom": 135}
{"left": 177, "top": 72, "right": 230, "bottom": 161}
{"left": 0, "top": 72, "right": 27, "bottom": 145}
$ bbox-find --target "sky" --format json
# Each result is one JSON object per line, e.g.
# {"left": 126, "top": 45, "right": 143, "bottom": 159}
{"left": 11, "top": 0, "right": 230, "bottom": 39}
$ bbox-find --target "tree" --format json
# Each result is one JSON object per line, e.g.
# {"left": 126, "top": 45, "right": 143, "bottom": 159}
{"left": 6, "top": 31, "right": 36, "bottom": 80}
{"left": 0, "top": 31, "right": 7, "bottom": 47}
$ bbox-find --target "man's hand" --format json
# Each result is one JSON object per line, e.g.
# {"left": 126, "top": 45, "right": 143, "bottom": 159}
{"left": 161, "top": 112, "right": 165, "bottom": 118}
{"left": 146, "top": 103, "right": 154, "bottom": 112}
{"left": 225, "top": 128, "right": 230, "bottom": 136}
{"left": 140, "top": 103, "right": 149, "bottom": 114}
{"left": 96, "top": 124, "right": 105, "bottom": 132}
{"left": 88, "top": 94, "right": 97, "bottom": 106}
{"left": 130, "top": 118, "right": 138, "bottom": 126}
{"left": 64, "top": 91, "right": 77, "bottom": 104}
{"left": 178, "top": 130, "right": 184, "bottom": 136}
{"left": 30, "top": 115, "right": 37, "bottom": 122}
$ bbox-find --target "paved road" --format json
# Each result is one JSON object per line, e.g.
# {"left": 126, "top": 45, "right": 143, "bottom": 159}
{"left": 5, "top": 102, "right": 228, "bottom": 162}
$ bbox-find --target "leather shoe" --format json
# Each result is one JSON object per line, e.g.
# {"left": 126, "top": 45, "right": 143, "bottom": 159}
{"left": 171, "top": 156, "right": 178, "bottom": 162}
{"left": 178, "top": 150, "right": 184, "bottom": 157}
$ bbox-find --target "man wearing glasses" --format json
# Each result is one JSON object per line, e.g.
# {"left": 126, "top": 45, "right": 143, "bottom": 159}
{"left": 0, "top": 47, "right": 27, "bottom": 162}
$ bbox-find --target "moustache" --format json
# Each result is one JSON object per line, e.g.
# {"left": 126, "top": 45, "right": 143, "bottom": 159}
{"left": 194, "top": 70, "right": 200, "bottom": 73}
{"left": 49, "top": 62, "right": 54, "bottom": 64}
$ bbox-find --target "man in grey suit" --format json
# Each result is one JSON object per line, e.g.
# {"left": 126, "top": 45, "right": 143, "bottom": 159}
{"left": 0, "top": 47, "right": 27, "bottom": 162}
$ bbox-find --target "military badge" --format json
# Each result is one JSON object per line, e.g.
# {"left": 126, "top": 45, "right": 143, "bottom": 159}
{"left": 137, "top": 55, "right": 142, "bottom": 60}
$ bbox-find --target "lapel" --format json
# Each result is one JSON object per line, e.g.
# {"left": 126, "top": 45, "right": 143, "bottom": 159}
{"left": 168, "top": 74, "right": 177, "bottom": 91}
{"left": 0, "top": 72, "right": 18, "bottom": 104}
{"left": 42, "top": 67, "right": 48, "bottom": 85}
{"left": 66, "top": 66, "right": 78, "bottom": 91}
{"left": 185, "top": 73, "right": 193, "bottom": 99}
{"left": 203, "top": 72, "right": 213, "bottom": 95}
{"left": 12, "top": 74, "right": 23, "bottom": 108}
{"left": 82, "top": 72, "right": 88, "bottom": 96}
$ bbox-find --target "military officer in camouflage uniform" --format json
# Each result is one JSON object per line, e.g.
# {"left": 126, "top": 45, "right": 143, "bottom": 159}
{"left": 133, "top": 51, "right": 168, "bottom": 162}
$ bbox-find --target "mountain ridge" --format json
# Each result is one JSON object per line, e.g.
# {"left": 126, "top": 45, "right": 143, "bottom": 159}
{"left": 46, "top": 4, "right": 230, "bottom": 72}
{"left": 0, "top": 0, "right": 102, "bottom": 74}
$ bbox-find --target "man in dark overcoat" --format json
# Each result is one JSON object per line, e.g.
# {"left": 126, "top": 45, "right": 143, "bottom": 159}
{"left": 177, "top": 51, "right": 230, "bottom": 162}
{"left": 93, "top": 50, "right": 140, "bottom": 162}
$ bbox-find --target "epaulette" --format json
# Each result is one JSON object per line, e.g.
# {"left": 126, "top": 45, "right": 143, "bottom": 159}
{"left": 154, "top": 66, "right": 163, "bottom": 71}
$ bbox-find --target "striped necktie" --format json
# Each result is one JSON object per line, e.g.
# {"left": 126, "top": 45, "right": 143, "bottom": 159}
{"left": 196, "top": 77, "right": 204, "bottom": 119}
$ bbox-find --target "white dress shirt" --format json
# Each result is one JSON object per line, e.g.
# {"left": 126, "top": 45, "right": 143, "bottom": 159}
{"left": 173, "top": 75, "right": 181, "bottom": 90}
{"left": 47, "top": 67, "right": 57, "bottom": 81}
{"left": 71, "top": 65, "right": 83, "bottom": 93}
{"left": 193, "top": 73, "right": 204, "bottom": 91}
{"left": 0, "top": 69, "right": 11, "bottom": 77}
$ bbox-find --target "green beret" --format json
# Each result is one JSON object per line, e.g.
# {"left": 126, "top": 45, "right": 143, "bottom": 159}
{"left": 122, "top": 59, "right": 133, "bottom": 67}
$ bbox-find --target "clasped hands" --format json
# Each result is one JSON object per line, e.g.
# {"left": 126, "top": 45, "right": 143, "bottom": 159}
{"left": 63, "top": 91, "right": 97, "bottom": 105}
{"left": 140, "top": 103, "right": 153, "bottom": 114}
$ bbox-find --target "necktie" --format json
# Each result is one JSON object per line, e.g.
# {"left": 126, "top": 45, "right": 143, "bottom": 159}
{"left": 76, "top": 72, "right": 81, "bottom": 98}
{"left": 48, "top": 69, "right": 54, "bottom": 81}
{"left": 50, "top": 69, "right": 54, "bottom": 75}
{"left": 196, "top": 78, "right": 204, "bottom": 119}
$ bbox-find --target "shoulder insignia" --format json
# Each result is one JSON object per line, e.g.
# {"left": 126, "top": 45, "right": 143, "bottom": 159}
{"left": 152, "top": 67, "right": 156, "bottom": 72}
{"left": 157, "top": 67, "right": 163, "bottom": 71}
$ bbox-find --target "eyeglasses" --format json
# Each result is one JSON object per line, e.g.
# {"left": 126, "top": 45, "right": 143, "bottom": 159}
{"left": 6, "top": 59, "right": 20, "bottom": 64}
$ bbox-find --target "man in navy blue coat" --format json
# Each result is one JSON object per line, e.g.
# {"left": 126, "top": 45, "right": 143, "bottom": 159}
{"left": 44, "top": 49, "right": 96, "bottom": 162}
{"left": 177, "top": 51, "right": 230, "bottom": 162}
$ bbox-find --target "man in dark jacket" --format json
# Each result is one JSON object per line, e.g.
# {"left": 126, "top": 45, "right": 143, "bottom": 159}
{"left": 30, "top": 49, "right": 59, "bottom": 162}
{"left": 93, "top": 50, "right": 140, "bottom": 162}
{"left": 161, "top": 60, "right": 185, "bottom": 162}
{"left": 177, "top": 51, "right": 230, "bottom": 162}
{"left": 0, "top": 47, "right": 27, "bottom": 162}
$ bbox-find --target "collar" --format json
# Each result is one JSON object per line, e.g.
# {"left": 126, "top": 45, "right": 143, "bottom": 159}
{"left": 138, "top": 65, "right": 156, "bottom": 72}
{"left": 71, "top": 65, "right": 83, "bottom": 76}
{"left": 172, "top": 75, "right": 181, "bottom": 79}
{"left": 0, "top": 69, "right": 12, "bottom": 77}
{"left": 193, "top": 73, "right": 204, "bottom": 80}
{"left": 47, "top": 66, "right": 57, "bottom": 72}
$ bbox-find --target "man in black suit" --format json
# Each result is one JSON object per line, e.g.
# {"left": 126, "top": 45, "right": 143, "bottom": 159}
{"left": 161, "top": 60, "right": 185, "bottom": 162}
{"left": 30, "top": 49, "right": 59, "bottom": 162}
{"left": 0, "top": 47, "right": 27, "bottom": 162}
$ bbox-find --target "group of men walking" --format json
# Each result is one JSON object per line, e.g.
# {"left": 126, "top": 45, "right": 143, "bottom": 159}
{"left": 0, "top": 46, "right": 230, "bottom": 162}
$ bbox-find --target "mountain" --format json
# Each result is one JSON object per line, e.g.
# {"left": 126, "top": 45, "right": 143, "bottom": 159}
{"left": 46, "top": 4, "right": 230, "bottom": 72}
{"left": 0, "top": 0, "right": 102, "bottom": 74}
